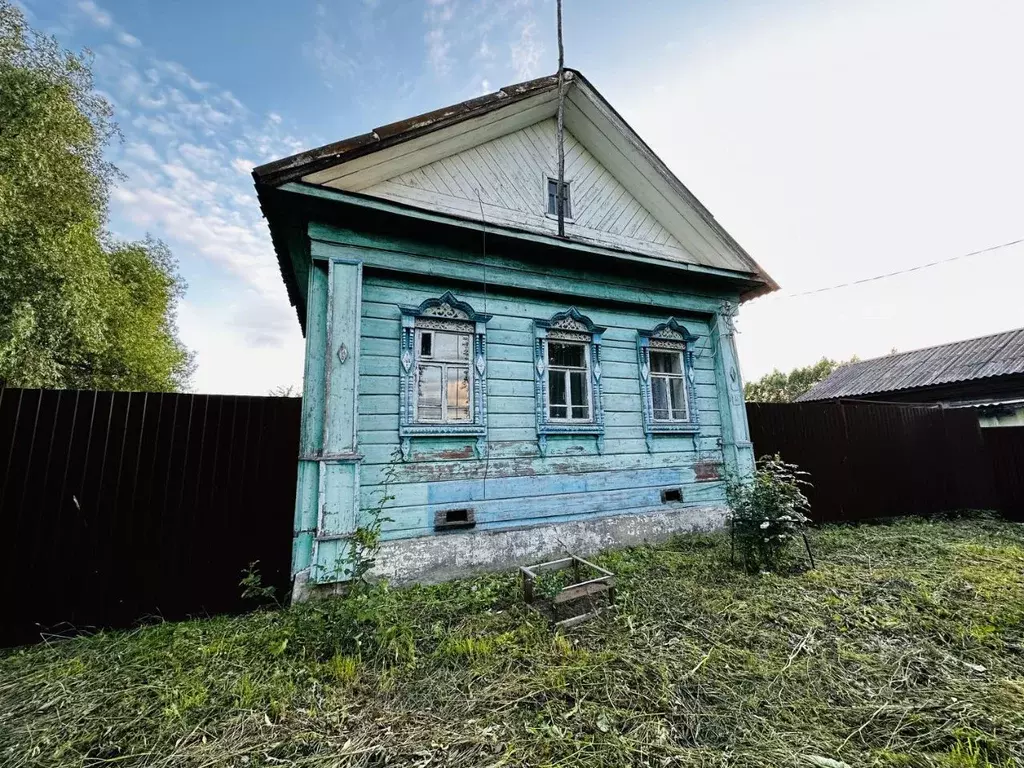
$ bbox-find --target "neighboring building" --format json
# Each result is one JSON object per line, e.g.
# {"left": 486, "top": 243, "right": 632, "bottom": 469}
{"left": 797, "top": 327, "right": 1024, "bottom": 427}
{"left": 253, "top": 71, "right": 777, "bottom": 593}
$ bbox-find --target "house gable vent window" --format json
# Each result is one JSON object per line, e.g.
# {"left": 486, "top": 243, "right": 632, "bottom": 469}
{"left": 534, "top": 307, "right": 606, "bottom": 455}
{"left": 637, "top": 318, "right": 700, "bottom": 452}
{"left": 546, "top": 177, "right": 572, "bottom": 219}
{"left": 399, "top": 292, "right": 492, "bottom": 460}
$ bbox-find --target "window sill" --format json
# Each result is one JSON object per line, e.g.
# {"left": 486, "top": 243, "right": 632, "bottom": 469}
{"left": 648, "top": 423, "right": 700, "bottom": 434}
{"left": 544, "top": 212, "right": 575, "bottom": 224}
{"left": 538, "top": 423, "right": 604, "bottom": 436}
{"left": 400, "top": 424, "right": 485, "bottom": 437}
{"left": 398, "top": 424, "right": 487, "bottom": 461}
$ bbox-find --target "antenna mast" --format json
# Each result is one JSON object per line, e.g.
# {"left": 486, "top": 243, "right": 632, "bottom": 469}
{"left": 555, "top": 0, "right": 566, "bottom": 237}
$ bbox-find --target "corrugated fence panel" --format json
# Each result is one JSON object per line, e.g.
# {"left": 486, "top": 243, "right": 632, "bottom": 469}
{"left": 0, "top": 388, "right": 300, "bottom": 648}
{"left": 3, "top": 390, "right": 1020, "bottom": 647}
{"left": 746, "top": 400, "right": 1011, "bottom": 523}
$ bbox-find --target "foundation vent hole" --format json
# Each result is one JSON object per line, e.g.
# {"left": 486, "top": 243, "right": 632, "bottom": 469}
{"left": 660, "top": 488, "right": 683, "bottom": 503}
{"left": 434, "top": 508, "right": 476, "bottom": 531}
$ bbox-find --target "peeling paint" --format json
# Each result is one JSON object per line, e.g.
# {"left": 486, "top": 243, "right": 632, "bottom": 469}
{"left": 369, "top": 504, "right": 728, "bottom": 586}
{"left": 693, "top": 460, "right": 722, "bottom": 481}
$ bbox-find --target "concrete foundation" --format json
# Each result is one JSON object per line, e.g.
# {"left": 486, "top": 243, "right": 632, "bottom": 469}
{"left": 294, "top": 504, "right": 727, "bottom": 600}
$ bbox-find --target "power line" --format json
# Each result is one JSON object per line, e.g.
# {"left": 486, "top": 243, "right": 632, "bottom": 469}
{"left": 771, "top": 236, "right": 1024, "bottom": 299}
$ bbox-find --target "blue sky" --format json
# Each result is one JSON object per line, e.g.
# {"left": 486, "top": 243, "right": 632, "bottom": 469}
{"left": 17, "top": 0, "right": 1024, "bottom": 393}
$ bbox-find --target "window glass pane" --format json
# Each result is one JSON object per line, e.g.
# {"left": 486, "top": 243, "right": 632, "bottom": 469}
{"left": 419, "top": 332, "right": 432, "bottom": 357}
{"left": 571, "top": 405, "right": 589, "bottom": 420}
{"left": 547, "top": 179, "right": 571, "bottom": 217}
{"left": 548, "top": 370, "right": 567, "bottom": 406}
{"left": 417, "top": 364, "right": 443, "bottom": 420}
{"left": 548, "top": 341, "right": 585, "bottom": 368}
{"left": 652, "top": 377, "right": 670, "bottom": 420}
{"left": 650, "top": 350, "right": 681, "bottom": 374}
{"left": 447, "top": 366, "right": 470, "bottom": 421}
{"left": 670, "top": 378, "right": 688, "bottom": 420}
{"left": 569, "top": 371, "right": 588, "bottom": 408}
{"left": 549, "top": 405, "right": 567, "bottom": 419}
{"left": 432, "top": 331, "right": 470, "bottom": 361}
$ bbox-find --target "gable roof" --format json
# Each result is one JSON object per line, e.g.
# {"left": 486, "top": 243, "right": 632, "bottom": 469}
{"left": 796, "top": 327, "right": 1024, "bottom": 402}
{"left": 253, "top": 70, "right": 778, "bottom": 310}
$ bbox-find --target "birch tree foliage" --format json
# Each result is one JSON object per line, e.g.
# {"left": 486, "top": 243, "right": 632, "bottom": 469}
{"left": 0, "top": 2, "right": 193, "bottom": 390}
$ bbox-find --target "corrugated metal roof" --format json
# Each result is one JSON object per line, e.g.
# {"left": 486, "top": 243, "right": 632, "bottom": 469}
{"left": 797, "top": 327, "right": 1024, "bottom": 401}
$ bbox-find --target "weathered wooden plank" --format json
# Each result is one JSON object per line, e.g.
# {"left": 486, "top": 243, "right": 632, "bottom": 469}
{"left": 310, "top": 225, "right": 735, "bottom": 315}
{"left": 359, "top": 281, "right": 716, "bottom": 336}
{"left": 324, "top": 260, "right": 361, "bottom": 454}
{"left": 553, "top": 581, "right": 610, "bottom": 605}
{"left": 375, "top": 481, "right": 727, "bottom": 537}
{"left": 359, "top": 445, "right": 720, "bottom": 485}
{"left": 361, "top": 464, "right": 703, "bottom": 509}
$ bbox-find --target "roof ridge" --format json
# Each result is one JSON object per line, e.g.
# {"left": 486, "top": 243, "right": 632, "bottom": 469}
{"left": 843, "top": 325, "right": 1024, "bottom": 366}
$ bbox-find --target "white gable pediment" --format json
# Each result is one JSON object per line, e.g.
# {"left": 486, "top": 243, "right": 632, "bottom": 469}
{"left": 352, "top": 119, "right": 692, "bottom": 264}
{"left": 285, "top": 74, "right": 772, "bottom": 283}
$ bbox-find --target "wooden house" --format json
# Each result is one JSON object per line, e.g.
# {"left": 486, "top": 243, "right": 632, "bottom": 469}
{"left": 253, "top": 71, "right": 778, "bottom": 595}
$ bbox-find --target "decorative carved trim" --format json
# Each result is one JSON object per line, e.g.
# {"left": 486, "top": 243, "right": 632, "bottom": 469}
{"left": 638, "top": 317, "right": 697, "bottom": 345}
{"left": 718, "top": 301, "right": 739, "bottom": 335}
{"left": 422, "top": 301, "right": 469, "bottom": 319}
{"left": 398, "top": 292, "right": 491, "bottom": 461}
{"left": 637, "top": 318, "right": 701, "bottom": 452}
{"left": 533, "top": 308, "right": 606, "bottom": 455}
{"left": 551, "top": 316, "right": 589, "bottom": 331}
{"left": 547, "top": 330, "right": 592, "bottom": 343}
{"left": 400, "top": 291, "right": 493, "bottom": 324}
{"left": 416, "top": 317, "right": 474, "bottom": 332}
{"left": 534, "top": 306, "right": 606, "bottom": 335}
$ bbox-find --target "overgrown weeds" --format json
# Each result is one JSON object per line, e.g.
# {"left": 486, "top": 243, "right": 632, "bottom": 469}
{"left": 2, "top": 515, "right": 1023, "bottom": 767}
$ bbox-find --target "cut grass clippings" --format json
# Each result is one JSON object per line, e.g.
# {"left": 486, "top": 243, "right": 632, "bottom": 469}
{"left": 2, "top": 514, "right": 1023, "bottom": 767}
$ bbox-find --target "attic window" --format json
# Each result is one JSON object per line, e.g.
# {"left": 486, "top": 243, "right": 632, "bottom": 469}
{"left": 546, "top": 178, "right": 572, "bottom": 219}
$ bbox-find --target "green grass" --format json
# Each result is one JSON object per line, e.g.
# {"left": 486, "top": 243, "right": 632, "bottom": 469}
{"left": 2, "top": 514, "right": 1023, "bottom": 767}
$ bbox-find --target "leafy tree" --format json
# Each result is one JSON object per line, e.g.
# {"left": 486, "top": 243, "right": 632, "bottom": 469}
{"left": 0, "top": 2, "right": 192, "bottom": 390}
{"left": 744, "top": 356, "right": 858, "bottom": 403}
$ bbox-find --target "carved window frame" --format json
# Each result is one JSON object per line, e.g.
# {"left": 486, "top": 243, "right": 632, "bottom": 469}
{"left": 534, "top": 307, "right": 606, "bottom": 455}
{"left": 637, "top": 318, "right": 700, "bottom": 452}
{"left": 399, "top": 292, "right": 492, "bottom": 460}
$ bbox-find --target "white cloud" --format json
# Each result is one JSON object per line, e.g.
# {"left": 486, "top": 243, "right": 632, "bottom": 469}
{"left": 510, "top": 19, "right": 541, "bottom": 79}
{"left": 124, "top": 141, "right": 161, "bottom": 165}
{"left": 268, "top": 112, "right": 282, "bottom": 124}
{"left": 608, "top": 0, "right": 1024, "bottom": 381}
{"left": 425, "top": 27, "right": 452, "bottom": 75}
{"left": 308, "top": 3, "right": 358, "bottom": 86}
{"left": 231, "top": 157, "right": 256, "bottom": 174}
{"left": 78, "top": 0, "right": 111, "bottom": 27}
{"left": 424, "top": 0, "right": 456, "bottom": 76}
{"left": 132, "top": 114, "right": 175, "bottom": 136}
{"left": 177, "top": 300, "right": 303, "bottom": 395}
{"left": 117, "top": 31, "right": 140, "bottom": 47}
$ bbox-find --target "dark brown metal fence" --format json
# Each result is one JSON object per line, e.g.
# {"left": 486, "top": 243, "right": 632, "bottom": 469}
{"left": 747, "top": 400, "right": 1023, "bottom": 523}
{"left": 3, "top": 390, "right": 1020, "bottom": 647}
{"left": 0, "top": 388, "right": 300, "bottom": 648}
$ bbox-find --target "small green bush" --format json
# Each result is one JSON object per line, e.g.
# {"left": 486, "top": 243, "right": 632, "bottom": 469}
{"left": 727, "top": 453, "right": 811, "bottom": 571}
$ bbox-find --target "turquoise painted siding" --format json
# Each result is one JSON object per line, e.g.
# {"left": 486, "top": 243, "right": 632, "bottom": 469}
{"left": 293, "top": 222, "right": 755, "bottom": 583}
{"left": 356, "top": 275, "right": 727, "bottom": 541}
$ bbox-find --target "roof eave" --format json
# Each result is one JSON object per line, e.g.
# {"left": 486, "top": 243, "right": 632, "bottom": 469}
{"left": 252, "top": 74, "right": 559, "bottom": 188}
{"left": 259, "top": 181, "right": 773, "bottom": 334}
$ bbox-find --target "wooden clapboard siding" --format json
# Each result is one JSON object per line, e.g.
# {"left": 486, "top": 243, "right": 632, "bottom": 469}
{"left": 359, "top": 119, "right": 696, "bottom": 266}
{"left": 357, "top": 274, "right": 726, "bottom": 541}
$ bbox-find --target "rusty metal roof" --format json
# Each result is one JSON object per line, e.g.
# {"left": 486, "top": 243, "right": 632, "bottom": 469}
{"left": 797, "top": 327, "right": 1024, "bottom": 401}
{"left": 253, "top": 74, "right": 560, "bottom": 188}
